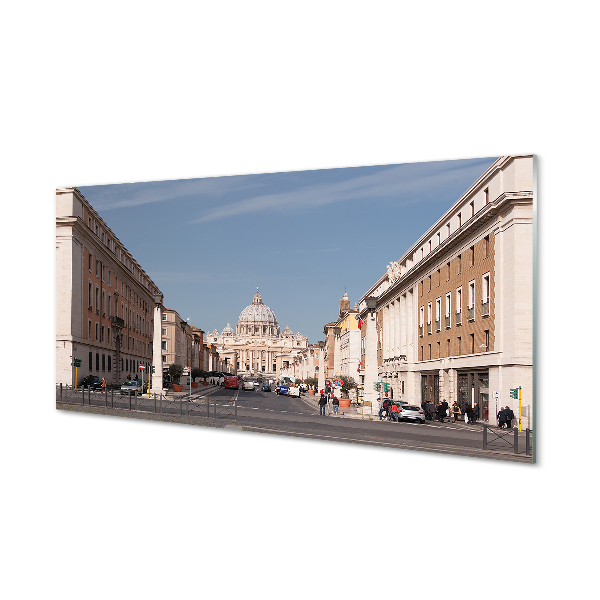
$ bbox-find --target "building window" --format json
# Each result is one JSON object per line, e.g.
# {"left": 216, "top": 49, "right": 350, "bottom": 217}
{"left": 470, "top": 245, "right": 475, "bottom": 267}
{"left": 419, "top": 306, "right": 424, "bottom": 337}
{"left": 96, "top": 260, "right": 99, "bottom": 277}
{"left": 437, "top": 232, "right": 441, "bottom": 247}
{"left": 445, "top": 293, "right": 451, "bottom": 328}
{"left": 95, "top": 286, "right": 99, "bottom": 312}
{"left": 470, "top": 201, "right": 474, "bottom": 217}
{"left": 482, "top": 273, "right": 491, "bottom": 316}
{"left": 102, "top": 266, "right": 105, "bottom": 282}
{"left": 458, "top": 213, "right": 462, "bottom": 228}
{"left": 89, "top": 352, "right": 92, "bottom": 370}
{"left": 468, "top": 280, "right": 475, "bottom": 321}
{"left": 162, "top": 313, "right": 167, "bottom": 321}
{"left": 102, "top": 354, "right": 106, "bottom": 371}
{"left": 484, "top": 235, "right": 490, "bottom": 258}
{"left": 456, "top": 287, "right": 462, "bottom": 325}
{"left": 446, "top": 223, "right": 450, "bottom": 238}
{"left": 108, "top": 356, "right": 112, "bottom": 371}
{"left": 485, "top": 187, "right": 489, "bottom": 204}
{"left": 484, "top": 329, "right": 490, "bottom": 352}
{"left": 88, "top": 253, "right": 92, "bottom": 271}
{"left": 470, "top": 333, "right": 475, "bottom": 354}
{"left": 108, "top": 270, "right": 111, "bottom": 286}
{"left": 88, "top": 319, "right": 92, "bottom": 339}
{"left": 88, "top": 282, "right": 93, "bottom": 309}
{"left": 427, "top": 302, "right": 432, "bottom": 335}
{"left": 457, "top": 254, "right": 461, "bottom": 274}
{"left": 95, "top": 322, "right": 99, "bottom": 341}
{"left": 101, "top": 325, "right": 105, "bottom": 343}
{"left": 446, "top": 262, "right": 450, "bottom": 281}
{"left": 435, "top": 298, "right": 441, "bottom": 331}
{"left": 96, "top": 353, "right": 100, "bottom": 371}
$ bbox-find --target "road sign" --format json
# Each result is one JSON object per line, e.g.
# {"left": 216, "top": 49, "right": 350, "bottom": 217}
{"left": 183, "top": 367, "right": 190, "bottom": 374}
{"left": 139, "top": 364, "right": 145, "bottom": 370}
{"left": 334, "top": 379, "right": 343, "bottom": 386}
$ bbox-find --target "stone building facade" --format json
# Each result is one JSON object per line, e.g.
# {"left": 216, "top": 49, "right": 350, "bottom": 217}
{"left": 359, "top": 155, "right": 534, "bottom": 428}
{"left": 56, "top": 187, "right": 162, "bottom": 386}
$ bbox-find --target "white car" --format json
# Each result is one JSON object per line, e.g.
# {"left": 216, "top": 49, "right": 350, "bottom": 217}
{"left": 287, "top": 386, "right": 300, "bottom": 397}
{"left": 397, "top": 404, "right": 426, "bottom": 423}
{"left": 243, "top": 380, "right": 255, "bottom": 391}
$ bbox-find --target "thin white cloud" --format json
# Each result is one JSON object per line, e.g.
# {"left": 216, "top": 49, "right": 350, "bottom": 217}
{"left": 189, "top": 159, "right": 494, "bottom": 224}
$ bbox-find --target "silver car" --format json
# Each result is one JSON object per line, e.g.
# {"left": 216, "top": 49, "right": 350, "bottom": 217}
{"left": 397, "top": 404, "right": 426, "bottom": 423}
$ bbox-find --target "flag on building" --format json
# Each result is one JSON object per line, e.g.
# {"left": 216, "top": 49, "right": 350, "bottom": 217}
{"left": 357, "top": 361, "right": 361, "bottom": 373}
{"left": 357, "top": 316, "right": 363, "bottom": 329}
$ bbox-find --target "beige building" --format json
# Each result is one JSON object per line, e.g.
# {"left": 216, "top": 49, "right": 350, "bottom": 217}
{"left": 209, "top": 289, "right": 308, "bottom": 379}
{"left": 56, "top": 187, "right": 163, "bottom": 386}
{"left": 359, "top": 155, "right": 534, "bottom": 428}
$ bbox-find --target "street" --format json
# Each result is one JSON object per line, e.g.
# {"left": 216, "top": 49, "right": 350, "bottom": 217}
{"left": 57, "top": 384, "right": 532, "bottom": 462}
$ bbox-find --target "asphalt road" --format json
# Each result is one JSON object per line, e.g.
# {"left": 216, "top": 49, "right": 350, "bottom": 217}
{"left": 57, "top": 386, "right": 533, "bottom": 462}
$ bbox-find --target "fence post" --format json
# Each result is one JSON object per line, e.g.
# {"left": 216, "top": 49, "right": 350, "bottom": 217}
{"left": 180, "top": 397, "right": 183, "bottom": 416}
{"left": 82, "top": 385, "right": 85, "bottom": 404}
{"left": 60, "top": 383, "right": 62, "bottom": 402}
{"left": 526, "top": 428, "right": 531, "bottom": 456}
{"left": 514, "top": 427, "right": 519, "bottom": 454}
{"left": 111, "top": 389, "right": 114, "bottom": 409}
{"left": 135, "top": 390, "right": 138, "bottom": 411}
{"left": 105, "top": 386, "right": 108, "bottom": 408}
{"left": 207, "top": 397, "right": 210, "bottom": 417}
{"left": 482, "top": 424, "right": 487, "bottom": 450}
{"left": 129, "top": 390, "right": 131, "bottom": 411}
{"left": 160, "top": 393, "right": 162, "bottom": 413}
{"left": 154, "top": 393, "right": 156, "bottom": 413}
{"left": 88, "top": 387, "right": 91, "bottom": 405}
{"left": 214, "top": 399, "right": 216, "bottom": 419}
{"left": 235, "top": 398, "right": 237, "bottom": 420}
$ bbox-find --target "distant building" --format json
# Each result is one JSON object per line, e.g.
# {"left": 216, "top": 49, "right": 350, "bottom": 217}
{"left": 358, "top": 155, "right": 534, "bottom": 428}
{"left": 208, "top": 288, "right": 309, "bottom": 378}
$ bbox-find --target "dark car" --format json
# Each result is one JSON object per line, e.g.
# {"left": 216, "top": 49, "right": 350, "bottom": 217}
{"left": 81, "top": 376, "right": 104, "bottom": 390}
{"left": 276, "top": 385, "right": 289, "bottom": 396}
{"left": 262, "top": 385, "right": 271, "bottom": 392}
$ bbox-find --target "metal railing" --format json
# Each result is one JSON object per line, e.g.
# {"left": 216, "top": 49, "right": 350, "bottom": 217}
{"left": 482, "top": 424, "right": 532, "bottom": 456}
{"left": 455, "top": 311, "right": 462, "bottom": 325}
{"left": 468, "top": 307, "right": 475, "bottom": 321}
{"left": 445, "top": 315, "right": 450, "bottom": 328}
{"left": 481, "top": 300, "right": 490, "bottom": 316}
{"left": 56, "top": 384, "right": 237, "bottom": 420}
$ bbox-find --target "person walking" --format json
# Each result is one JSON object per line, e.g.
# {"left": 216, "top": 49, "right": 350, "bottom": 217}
{"left": 504, "top": 405, "right": 515, "bottom": 428}
{"left": 452, "top": 402, "right": 460, "bottom": 422}
{"left": 473, "top": 402, "right": 479, "bottom": 423}
{"left": 332, "top": 396, "right": 339, "bottom": 415}
{"left": 390, "top": 402, "right": 399, "bottom": 422}
{"left": 319, "top": 393, "right": 327, "bottom": 416}
{"left": 497, "top": 406, "right": 506, "bottom": 428}
{"left": 466, "top": 404, "right": 474, "bottom": 424}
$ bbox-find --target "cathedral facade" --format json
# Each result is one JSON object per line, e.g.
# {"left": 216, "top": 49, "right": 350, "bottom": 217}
{"left": 206, "top": 289, "right": 309, "bottom": 378}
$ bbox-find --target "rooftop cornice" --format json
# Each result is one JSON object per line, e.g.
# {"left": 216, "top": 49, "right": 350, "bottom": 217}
{"left": 362, "top": 189, "right": 533, "bottom": 308}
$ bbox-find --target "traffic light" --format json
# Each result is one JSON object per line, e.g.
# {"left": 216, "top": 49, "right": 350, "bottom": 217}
{"left": 151, "top": 365, "right": 155, "bottom": 374}
{"left": 510, "top": 387, "right": 519, "bottom": 399}
{"left": 73, "top": 358, "right": 81, "bottom": 367}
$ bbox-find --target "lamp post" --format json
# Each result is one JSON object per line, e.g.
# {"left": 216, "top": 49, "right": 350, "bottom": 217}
{"left": 152, "top": 292, "right": 164, "bottom": 393}
{"left": 317, "top": 340, "right": 325, "bottom": 394}
{"left": 363, "top": 296, "right": 378, "bottom": 409}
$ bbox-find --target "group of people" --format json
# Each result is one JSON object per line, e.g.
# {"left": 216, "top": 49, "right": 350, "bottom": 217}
{"left": 318, "top": 390, "right": 340, "bottom": 415}
{"left": 423, "top": 400, "right": 451, "bottom": 423}
{"left": 497, "top": 406, "right": 515, "bottom": 428}
{"left": 378, "top": 398, "right": 396, "bottom": 421}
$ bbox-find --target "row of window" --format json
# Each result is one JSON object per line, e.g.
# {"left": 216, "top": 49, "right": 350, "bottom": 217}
{"left": 87, "top": 213, "right": 151, "bottom": 291}
{"left": 420, "top": 238, "right": 490, "bottom": 296}
{"left": 87, "top": 319, "right": 151, "bottom": 354}
{"left": 420, "top": 330, "right": 491, "bottom": 360}
{"left": 419, "top": 273, "right": 491, "bottom": 336}
{"left": 87, "top": 352, "right": 144, "bottom": 373}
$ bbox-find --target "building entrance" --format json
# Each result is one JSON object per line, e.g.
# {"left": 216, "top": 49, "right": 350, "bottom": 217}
{"left": 420, "top": 373, "right": 439, "bottom": 407}
{"left": 457, "top": 370, "right": 490, "bottom": 420}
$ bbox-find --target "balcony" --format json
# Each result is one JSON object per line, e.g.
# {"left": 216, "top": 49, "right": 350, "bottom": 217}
{"left": 445, "top": 315, "right": 450, "bottom": 329}
{"left": 468, "top": 307, "right": 475, "bottom": 321}
{"left": 482, "top": 300, "right": 490, "bottom": 317}
{"left": 456, "top": 311, "right": 462, "bottom": 326}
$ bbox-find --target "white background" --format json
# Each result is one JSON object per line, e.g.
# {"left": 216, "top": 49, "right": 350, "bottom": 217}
{"left": 2, "top": 1, "right": 597, "bottom": 599}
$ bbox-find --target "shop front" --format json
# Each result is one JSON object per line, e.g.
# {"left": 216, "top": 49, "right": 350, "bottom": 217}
{"left": 420, "top": 372, "right": 439, "bottom": 407}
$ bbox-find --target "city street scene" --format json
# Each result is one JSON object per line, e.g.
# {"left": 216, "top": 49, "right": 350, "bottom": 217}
{"left": 56, "top": 155, "right": 535, "bottom": 463}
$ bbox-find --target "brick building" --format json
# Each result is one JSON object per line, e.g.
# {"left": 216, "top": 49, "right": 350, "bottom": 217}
{"left": 359, "top": 155, "right": 534, "bottom": 428}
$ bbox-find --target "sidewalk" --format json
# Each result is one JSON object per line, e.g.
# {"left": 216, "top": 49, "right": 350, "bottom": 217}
{"left": 161, "top": 383, "right": 222, "bottom": 399}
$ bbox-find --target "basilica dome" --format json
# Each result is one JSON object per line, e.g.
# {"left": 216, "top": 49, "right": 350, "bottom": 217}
{"left": 237, "top": 289, "right": 279, "bottom": 335}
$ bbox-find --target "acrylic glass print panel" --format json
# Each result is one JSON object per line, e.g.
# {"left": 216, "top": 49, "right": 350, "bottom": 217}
{"left": 55, "top": 155, "right": 535, "bottom": 463}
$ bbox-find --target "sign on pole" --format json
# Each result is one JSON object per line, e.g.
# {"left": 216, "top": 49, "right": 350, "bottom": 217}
{"left": 140, "top": 364, "right": 145, "bottom": 370}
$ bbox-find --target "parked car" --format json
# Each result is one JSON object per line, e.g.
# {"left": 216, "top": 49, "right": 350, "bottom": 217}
{"left": 120, "top": 380, "right": 147, "bottom": 395}
{"left": 81, "top": 376, "right": 104, "bottom": 390}
{"left": 396, "top": 404, "right": 425, "bottom": 423}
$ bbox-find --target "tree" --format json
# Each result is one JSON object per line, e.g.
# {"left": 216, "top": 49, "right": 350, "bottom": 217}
{"left": 191, "top": 367, "right": 202, "bottom": 382}
{"left": 339, "top": 375, "right": 357, "bottom": 398}
{"left": 169, "top": 363, "right": 183, "bottom": 384}
{"left": 305, "top": 376, "right": 319, "bottom": 390}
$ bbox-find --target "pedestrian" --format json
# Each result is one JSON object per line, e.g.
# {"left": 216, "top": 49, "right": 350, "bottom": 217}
{"left": 466, "top": 405, "right": 474, "bottom": 424}
{"left": 452, "top": 402, "right": 460, "bottom": 422}
{"left": 497, "top": 406, "right": 506, "bottom": 428}
{"left": 473, "top": 402, "right": 479, "bottom": 423}
{"left": 101, "top": 377, "right": 106, "bottom": 389}
{"left": 504, "top": 405, "right": 515, "bottom": 428}
{"left": 319, "top": 393, "right": 327, "bottom": 416}
{"left": 390, "top": 402, "right": 399, "bottom": 422}
{"left": 437, "top": 400, "right": 448, "bottom": 423}
{"left": 378, "top": 398, "right": 387, "bottom": 421}
{"left": 332, "top": 396, "right": 339, "bottom": 414}
{"left": 127, "top": 373, "right": 131, "bottom": 381}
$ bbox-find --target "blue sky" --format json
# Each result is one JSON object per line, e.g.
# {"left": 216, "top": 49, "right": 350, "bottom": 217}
{"left": 78, "top": 156, "right": 497, "bottom": 343}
